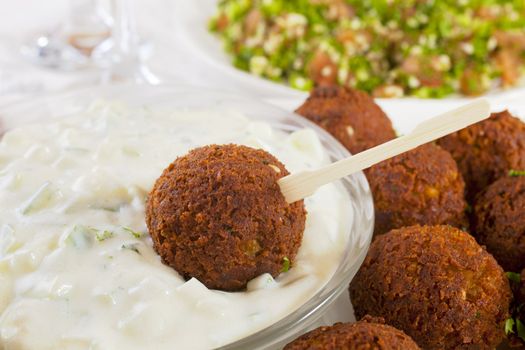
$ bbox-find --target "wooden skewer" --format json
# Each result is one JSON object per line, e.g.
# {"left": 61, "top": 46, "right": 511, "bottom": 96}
{"left": 279, "top": 99, "right": 491, "bottom": 203}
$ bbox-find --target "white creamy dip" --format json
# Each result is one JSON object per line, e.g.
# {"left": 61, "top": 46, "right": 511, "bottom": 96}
{"left": 0, "top": 101, "right": 351, "bottom": 350}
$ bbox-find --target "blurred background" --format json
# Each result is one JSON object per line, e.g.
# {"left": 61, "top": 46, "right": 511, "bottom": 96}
{"left": 0, "top": 0, "right": 237, "bottom": 106}
{"left": 2, "top": 0, "right": 524, "bottom": 108}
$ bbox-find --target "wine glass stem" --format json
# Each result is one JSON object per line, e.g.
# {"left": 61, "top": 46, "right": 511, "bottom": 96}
{"left": 113, "top": 0, "right": 138, "bottom": 57}
{"left": 104, "top": 0, "right": 159, "bottom": 84}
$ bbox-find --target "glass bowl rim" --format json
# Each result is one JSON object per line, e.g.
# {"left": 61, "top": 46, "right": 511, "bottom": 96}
{"left": 0, "top": 83, "right": 374, "bottom": 349}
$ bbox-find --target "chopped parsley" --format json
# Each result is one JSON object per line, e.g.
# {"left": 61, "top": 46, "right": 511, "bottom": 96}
{"left": 509, "top": 169, "right": 525, "bottom": 177}
{"left": 506, "top": 271, "right": 522, "bottom": 284}
{"left": 281, "top": 257, "right": 290, "bottom": 273}
{"left": 67, "top": 225, "right": 145, "bottom": 245}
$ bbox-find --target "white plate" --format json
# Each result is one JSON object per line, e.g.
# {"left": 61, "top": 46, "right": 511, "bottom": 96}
{"left": 172, "top": 0, "right": 525, "bottom": 103}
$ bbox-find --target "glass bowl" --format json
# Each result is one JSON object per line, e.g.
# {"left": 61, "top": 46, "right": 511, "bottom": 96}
{"left": 0, "top": 84, "right": 374, "bottom": 349}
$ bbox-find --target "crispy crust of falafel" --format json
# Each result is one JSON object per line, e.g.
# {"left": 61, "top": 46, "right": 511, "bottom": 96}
{"left": 295, "top": 86, "right": 396, "bottom": 154}
{"left": 473, "top": 176, "right": 525, "bottom": 272}
{"left": 437, "top": 110, "right": 525, "bottom": 200}
{"left": 146, "top": 144, "right": 306, "bottom": 291}
{"left": 349, "top": 225, "right": 512, "bottom": 349}
{"left": 284, "top": 316, "right": 420, "bottom": 350}
{"left": 366, "top": 143, "right": 468, "bottom": 236}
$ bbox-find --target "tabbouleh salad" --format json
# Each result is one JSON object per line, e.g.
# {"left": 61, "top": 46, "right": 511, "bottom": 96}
{"left": 209, "top": 0, "right": 525, "bottom": 98}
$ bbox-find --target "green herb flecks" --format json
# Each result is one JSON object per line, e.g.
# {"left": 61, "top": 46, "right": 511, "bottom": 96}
{"left": 66, "top": 225, "right": 118, "bottom": 247}
{"left": 95, "top": 230, "right": 114, "bottom": 242}
{"left": 506, "top": 271, "right": 522, "bottom": 284}
{"left": 121, "top": 243, "right": 141, "bottom": 255}
{"left": 505, "top": 317, "right": 525, "bottom": 341}
{"left": 281, "top": 257, "right": 291, "bottom": 273}
{"left": 506, "top": 318, "right": 516, "bottom": 335}
{"left": 122, "top": 226, "right": 145, "bottom": 239}
{"left": 66, "top": 225, "right": 96, "bottom": 249}
{"left": 509, "top": 169, "right": 525, "bottom": 177}
{"left": 209, "top": 0, "right": 525, "bottom": 98}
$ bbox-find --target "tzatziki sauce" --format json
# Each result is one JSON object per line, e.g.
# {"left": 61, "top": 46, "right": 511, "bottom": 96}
{"left": 0, "top": 101, "right": 352, "bottom": 349}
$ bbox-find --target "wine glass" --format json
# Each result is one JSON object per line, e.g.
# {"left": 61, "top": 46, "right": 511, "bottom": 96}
{"left": 94, "top": 0, "right": 160, "bottom": 84}
{"left": 20, "top": 0, "right": 110, "bottom": 70}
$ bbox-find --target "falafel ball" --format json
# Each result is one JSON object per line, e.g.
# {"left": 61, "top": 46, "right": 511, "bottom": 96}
{"left": 146, "top": 144, "right": 306, "bottom": 291}
{"left": 366, "top": 143, "right": 468, "bottom": 236}
{"left": 349, "top": 225, "right": 512, "bottom": 349}
{"left": 473, "top": 175, "right": 525, "bottom": 272}
{"left": 284, "top": 316, "right": 420, "bottom": 350}
{"left": 437, "top": 110, "right": 525, "bottom": 200}
{"left": 295, "top": 86, "right": 396, "bottom": 154}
